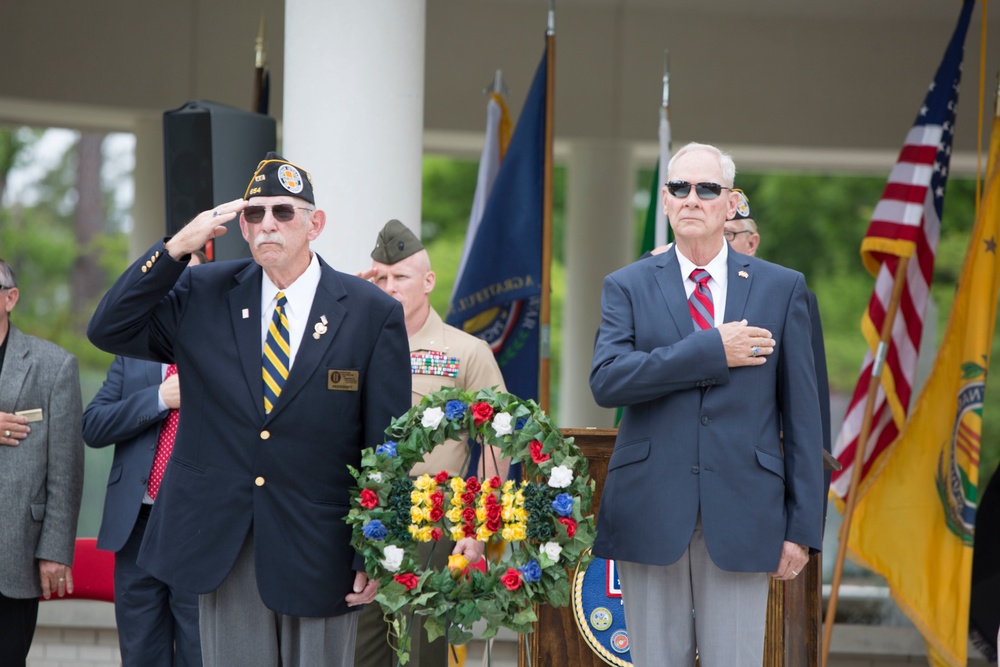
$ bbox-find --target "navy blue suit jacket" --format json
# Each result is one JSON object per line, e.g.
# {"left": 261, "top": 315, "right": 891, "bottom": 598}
{"left": 590, "top": 246, "right": 825, "bottom": 572}
{"left": 83, "top": 356, "right": 167, "bottom": 553}
{"left": 87, "top": 242, "right": 411, "bottom": 617}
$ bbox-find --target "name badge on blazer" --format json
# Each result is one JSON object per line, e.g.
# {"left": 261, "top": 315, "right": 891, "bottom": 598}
{"left": 328, "top": 370, "right": 359, "bottom": 391}
{"left": 15, "top": 408, "right": 43, "bottom": 423}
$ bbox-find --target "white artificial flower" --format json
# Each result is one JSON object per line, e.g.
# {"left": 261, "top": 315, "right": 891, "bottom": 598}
{"left": 421, "top": 406, "right": 445, "bottom": 429}
{"left": 368, "top": 472, "right": 384, "bottom": 483}
{"left": 380, "top": 545, "right": 405, "bottom": 572}
{"left": 540, "top": 542, "right": 562, "bottom": 562}
{"left": 548, "top": 465, "right": 574, "bottom": 489}
{"left": 492, "top": 412, "right": 514, "bottom": 436}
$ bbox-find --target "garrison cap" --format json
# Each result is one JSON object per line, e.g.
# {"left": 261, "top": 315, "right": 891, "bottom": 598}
{"left": 371, "top": 220, "right": 423, "bottom": 264}
{"left": 244, "top": 151, "right": 315, "bottom": 204}
{"left": 729, "top": 188, "right": 752, "bottom": 221}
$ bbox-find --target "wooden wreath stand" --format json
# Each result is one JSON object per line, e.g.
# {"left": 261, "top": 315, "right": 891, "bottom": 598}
{"left": 519, "top": 428, "right": 822, "bottom": 667}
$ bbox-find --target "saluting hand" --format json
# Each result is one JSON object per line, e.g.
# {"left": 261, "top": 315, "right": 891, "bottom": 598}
{"left": 165, "top": 198, "right": 246, "bottom": 260}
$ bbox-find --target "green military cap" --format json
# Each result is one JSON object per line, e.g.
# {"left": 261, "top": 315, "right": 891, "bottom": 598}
{"left": 371, "top": 220, "right": 423, "bottom": 264}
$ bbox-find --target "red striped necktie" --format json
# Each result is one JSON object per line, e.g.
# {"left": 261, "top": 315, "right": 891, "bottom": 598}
{"left": 688, "top": 268, "right": 715, "bottom": 331}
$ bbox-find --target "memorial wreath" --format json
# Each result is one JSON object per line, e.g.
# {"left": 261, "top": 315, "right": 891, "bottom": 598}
{"left": 346, "top": 387, "right": 595, "bottom": 664}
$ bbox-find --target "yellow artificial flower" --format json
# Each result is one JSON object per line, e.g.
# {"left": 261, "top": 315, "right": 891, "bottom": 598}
{"left": 414, "top": 474, "right": 436, "bottom": 491}
{"left": 448, "top": 554, "right": 469, "bottom": 571}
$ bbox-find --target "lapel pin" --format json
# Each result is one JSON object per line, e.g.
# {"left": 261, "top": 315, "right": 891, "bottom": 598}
{"left": 313, "top": 316, "right": 328, "bottom": 340}
{"left": 242, "top": 308, "right": 250, "bottom": 319}
{"left": 738, "top": 271, "right": 749, "bottom": 279}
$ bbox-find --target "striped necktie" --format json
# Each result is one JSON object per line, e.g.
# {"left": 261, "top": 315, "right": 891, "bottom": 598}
{"left": 262, "top": 292, "right": 290, "bottom": 413}
{"left": 688, "top": 268, "right": 715, "bottom": 331}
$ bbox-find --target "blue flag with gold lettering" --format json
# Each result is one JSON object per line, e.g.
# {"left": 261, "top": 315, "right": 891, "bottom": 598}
{"left": 446, "top": 49, "right": 546, "bottom": 401}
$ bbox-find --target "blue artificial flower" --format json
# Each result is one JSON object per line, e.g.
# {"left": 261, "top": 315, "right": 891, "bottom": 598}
{"left": 518, "top": 559, "right": 542, "bottom": 583}
{"left": 444, "top": 400, "right": 467, "bottom": 420}
{"left": 551, "top": 493, "right": 574, "bottom": 517}
{"left": 363, "top": 519, "right": 388, "bottom": 541}
{"left": 376, "top": 441, "right": 398, "bottom": 457}
{"left": 515, "top": 417, "right": 527, "bottom": 431}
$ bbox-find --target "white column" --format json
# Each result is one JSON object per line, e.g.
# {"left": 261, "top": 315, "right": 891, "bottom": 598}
{"left": 559, "top": 140, "right": 635, "bottom": 428}
{"left": 130, "top": 115, "right": 165, "bottom": 261}
{"left": 283, "top": 0, "right": 426, "bottom": 273}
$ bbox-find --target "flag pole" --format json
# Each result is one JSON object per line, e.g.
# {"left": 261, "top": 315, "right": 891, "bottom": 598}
{"left": 252, "top": 13, "right": 267, "bottom": 113}
{"left": 539, "top": 1, "right": 556, "bottom": 413}
{"left": 655, "top": 50, "right": 670, "bottom": 247}
{"left": 821, "top": 256, "right": 910, "bottom": 667}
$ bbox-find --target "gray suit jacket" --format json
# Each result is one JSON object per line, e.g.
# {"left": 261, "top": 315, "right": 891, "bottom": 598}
{"left": 0, "top": 325, "right": 84, "bottom": 598}
{"left": 590, "top": 247, "right": 825, "bottom": 572}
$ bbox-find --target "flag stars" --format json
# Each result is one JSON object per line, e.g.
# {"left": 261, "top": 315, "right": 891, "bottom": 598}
{"left": 936, "top": 185, "right": 945, "bottom": 199}
{"left": 985, "top": 236, "right": 997, "bottom": 254}
{"left": 920, "top": 105, "right": 929, "bottom": 116}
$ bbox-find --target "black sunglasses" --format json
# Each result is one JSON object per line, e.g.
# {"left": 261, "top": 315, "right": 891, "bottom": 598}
{"left": 666, "top": 180, "right": 731, "bottom": 200}
{"left": 243, "top": 204, "right": 313, "bottom": 224}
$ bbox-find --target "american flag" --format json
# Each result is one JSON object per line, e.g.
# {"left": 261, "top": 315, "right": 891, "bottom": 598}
{"left": 831, "top": 0, "right": 974, "bottom": 502}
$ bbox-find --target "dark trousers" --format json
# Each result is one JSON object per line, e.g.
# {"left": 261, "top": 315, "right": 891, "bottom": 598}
{"left": 0, "top": 591, "right": 39, "bottom": 667}
{"left": 115, "top": 504, "right": 202, "bottom": 667}
{"left": 354, "top": 539, "right": 450, "bottom": 667}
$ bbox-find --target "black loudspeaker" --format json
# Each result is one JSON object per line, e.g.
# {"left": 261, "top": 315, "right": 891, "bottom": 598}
{"left": 163, "top": 100, "right": 277, "bottom": 261}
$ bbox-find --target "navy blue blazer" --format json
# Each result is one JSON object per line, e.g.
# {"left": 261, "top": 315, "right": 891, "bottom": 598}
{"left": 83, "top": 356, "right": 167, "bottom": 553}
{"left": 590, "top": 246, "right": 825, "bottom": 572}
{"left": 87, "top": 242, "right": 411, "bottom": 617}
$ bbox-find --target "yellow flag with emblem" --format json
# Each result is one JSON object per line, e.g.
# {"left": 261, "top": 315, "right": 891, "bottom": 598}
{"left": 847, "top": 112, "right": 1000, "bottom": 666}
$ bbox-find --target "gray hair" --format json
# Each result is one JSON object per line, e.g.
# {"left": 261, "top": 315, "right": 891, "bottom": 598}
{"left": 0, "top": 259, "right": 16, "bottom": 290}
{"left": 668, "top": 142, "right": 736, "bottom": 187}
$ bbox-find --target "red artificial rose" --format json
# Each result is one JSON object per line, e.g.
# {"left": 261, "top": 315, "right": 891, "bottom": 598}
{"left": 360, "top": 489, "right": 379, "bottom": 509}
{"left": 394, "top": 573, "right": 419, "bottom": 591}
{"left": 462, "top": 491, "right": 477, "bottom": 506}
{"left": 489, "top": 476, "right": 502, "bottom": 490}
{"left": 430, "top": 490, "right": 445, "bottom": 507}
{"left": 463, "top": 525, "right": 477, "bottom": 538}
{"left": 500, "top": 568, "right": 523, "bottom": 591}
{"left": 429, "top": 507, "right": 444, "bottom": 523}
{"left": 484, "top": 494, "right": 499, "bottom": 508}
{"left": 471, "top": 402, "right": 494, "bottom": 426}
{"left": 435, "top": 470, "right": 450, "bottom": 484}
{"left": 486, "top": 516, "right": 502, "bottom": 533}
{"left": 430, "top": 528, "right": 443, "bottom": 542}
{"left": 462, "top": 507, "right": 477, "bottom": 523}
{"left": 486, "top": 505, "right": 502, "bottom": 520}
{"left": 558, "top": 517, "right": 577, "bottom": 538}
{"left": 465, "top": 476, "right": 482, "bottom": 494}
{"left": 530, "top": 440, "right": 550, "bottom": 463}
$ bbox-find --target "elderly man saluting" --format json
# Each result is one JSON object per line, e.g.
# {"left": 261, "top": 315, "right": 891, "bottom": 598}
{"left": 590, "top": 142, "right": 825, "bottom": 666}
{"left": 88, "top": 152, "right": 411, "bottom": 667}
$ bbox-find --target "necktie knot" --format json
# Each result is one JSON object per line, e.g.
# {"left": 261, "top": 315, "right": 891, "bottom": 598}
{"left": 276, "top": 292, "right": 287, "bottom": 309}
{"left": 690, "top": 268, "right": 711, "bottom": 287}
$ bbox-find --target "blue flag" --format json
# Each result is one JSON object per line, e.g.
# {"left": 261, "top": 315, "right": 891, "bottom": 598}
{"left": 446, "top": 49, "right": 546, "bottom": 402}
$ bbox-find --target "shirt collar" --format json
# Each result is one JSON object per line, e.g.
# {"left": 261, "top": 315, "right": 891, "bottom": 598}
{"left": 260, "top": 253, "right": 321, "bottom": 316}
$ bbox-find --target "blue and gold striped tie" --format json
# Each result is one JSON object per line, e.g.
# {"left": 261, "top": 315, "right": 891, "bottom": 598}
{"left": 262, "top": 292, "right": 290, "bottom": 413}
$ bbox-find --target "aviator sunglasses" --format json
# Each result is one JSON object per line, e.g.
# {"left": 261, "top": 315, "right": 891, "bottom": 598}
{"left": 666, "top": 180, "right": 731, "bottom": 200}
{"left": 243, "top": 204, "right": 313, "bottom": 223}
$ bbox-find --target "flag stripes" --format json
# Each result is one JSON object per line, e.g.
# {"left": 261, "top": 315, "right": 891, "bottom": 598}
{"left": 830, "top": 2, "right": 969, "bottom": 501}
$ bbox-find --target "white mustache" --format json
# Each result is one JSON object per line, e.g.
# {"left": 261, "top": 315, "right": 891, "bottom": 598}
{"left": 254, "top": 232, "right": 286, "bottom": 249}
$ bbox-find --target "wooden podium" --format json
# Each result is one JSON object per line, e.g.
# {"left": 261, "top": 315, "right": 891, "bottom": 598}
{"left": 521, "top": 428, "right": 822, "bottom": 667}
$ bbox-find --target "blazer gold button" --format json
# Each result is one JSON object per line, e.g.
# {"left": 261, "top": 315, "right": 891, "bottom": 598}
{"left": 255, "top": 477, "right": 265, "bottom": 487}
{"left": 260, "top": 430, "right": 270, "bottom": 440}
